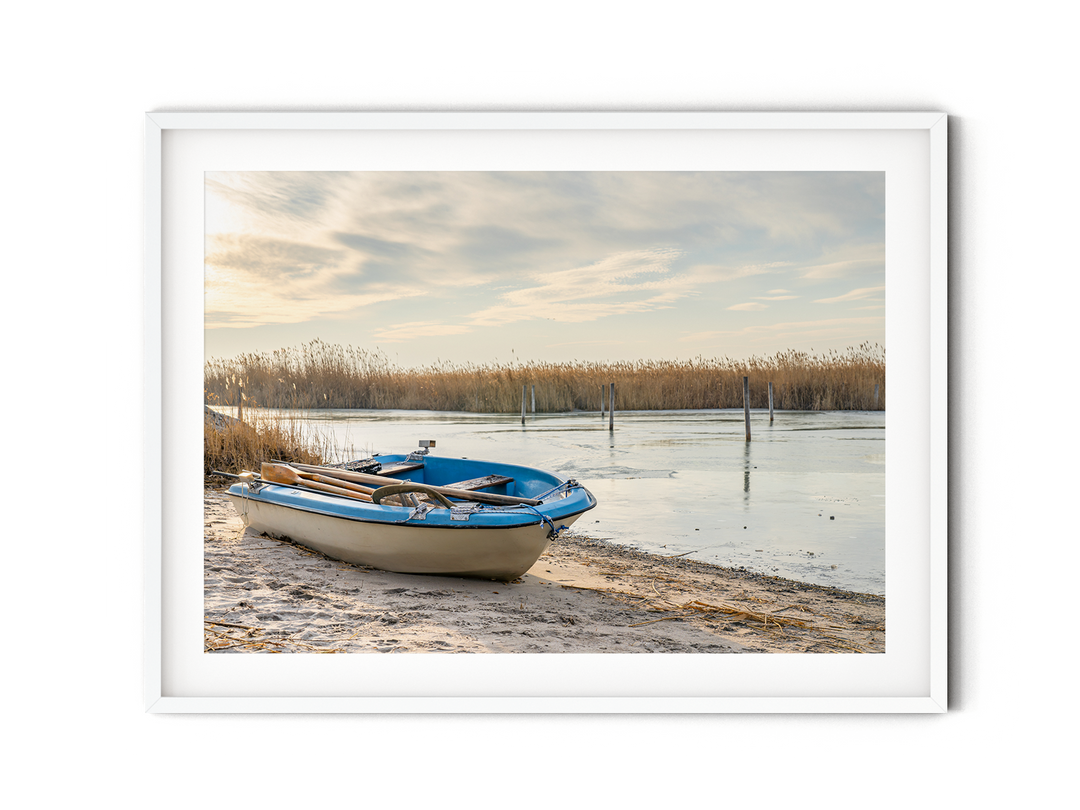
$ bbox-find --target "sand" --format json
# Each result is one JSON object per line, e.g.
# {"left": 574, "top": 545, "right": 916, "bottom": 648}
{"left": 204, "top": 489, "right": 884, "bottom": 654}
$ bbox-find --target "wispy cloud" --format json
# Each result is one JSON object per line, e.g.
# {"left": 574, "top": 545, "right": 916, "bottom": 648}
{"left": 466, "top": 248, "right": 688, "bottom": 326}
{"left": 813, "top": 285, "right": 885, "bottom": 304}
{"left": 681, "top": 315, "right": 885, "bottom": 347}
{"left": 727, "top": 302, "right": 769, "bottom": 311}
{"left": 370, "top": 321, "right": 475, "bottom": 343}
{"left": 205, "top": 284, "right": 427, "bottom": 329}
{"left": 206, "top": 234, "right": 345, "bottom": 279}
{"left": 686, "top": 261, "right": 793, "bottom": 283}
{"left": 798, "top": 243, "right": 884, "bottom": 280}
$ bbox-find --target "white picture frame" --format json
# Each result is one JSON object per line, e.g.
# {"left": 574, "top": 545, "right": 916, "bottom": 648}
{"left": 145, "top": 112, "right": 947, "bottom": 713}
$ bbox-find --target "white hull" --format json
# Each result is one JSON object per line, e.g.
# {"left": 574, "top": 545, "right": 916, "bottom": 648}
{"left": 229, "top": 494, "right": 571, "bottom": 580}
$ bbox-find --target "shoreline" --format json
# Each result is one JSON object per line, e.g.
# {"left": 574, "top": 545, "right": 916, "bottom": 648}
{"left": 204, "top": 489, "right": 884, "bottom": 654}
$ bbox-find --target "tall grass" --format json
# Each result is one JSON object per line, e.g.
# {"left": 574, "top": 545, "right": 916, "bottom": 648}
{"left": 204, "top": 406, "right": 330, "bottom": 479}
{"left": 205, "top": 339, "right": 885, "bottom": 413}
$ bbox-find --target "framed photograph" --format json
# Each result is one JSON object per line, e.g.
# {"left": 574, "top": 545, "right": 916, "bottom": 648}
{"left": 141, "top": 111, "right": 946, "bottom": 712}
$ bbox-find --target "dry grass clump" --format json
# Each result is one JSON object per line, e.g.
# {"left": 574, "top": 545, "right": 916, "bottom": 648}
{"left": 629, "top": 598, "right": 809, "bottom": 629}
{"left": 205, "top": 339, "right": 885, "bottom": 413}
{"left": 615, "top": 579, "right": 877, "bottom": 651}
{"left": 204, "top": 405, "right": 329, "bottom": 480}
{"left": 204, "top": 620, "right": 343, "bottom": 653}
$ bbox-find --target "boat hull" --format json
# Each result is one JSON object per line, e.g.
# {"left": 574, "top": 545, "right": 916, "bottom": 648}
{"left": 224, "top": 454, "right": 596, "bottom": 581}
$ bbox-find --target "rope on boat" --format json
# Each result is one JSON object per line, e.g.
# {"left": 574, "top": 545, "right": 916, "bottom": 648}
{"left": 532, "top": 479, "right": 583, "bottom": 539}
{"left": 237, "top": 471, "right": 258, "bottom": 521}
{"left": 526, "top": 506, "right": 555, "bottom": 535}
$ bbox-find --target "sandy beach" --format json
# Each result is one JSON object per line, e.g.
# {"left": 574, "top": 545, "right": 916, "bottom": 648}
{"left": 204, "top": 488, "right": 884, "bottom": 654}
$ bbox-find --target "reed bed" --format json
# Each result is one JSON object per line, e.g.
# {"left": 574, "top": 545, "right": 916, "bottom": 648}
{"left": 205, "top": 339, "right": 885, "bottom": 413}
{"left": 204, "top": 403, "right": 330, "bottom": 478}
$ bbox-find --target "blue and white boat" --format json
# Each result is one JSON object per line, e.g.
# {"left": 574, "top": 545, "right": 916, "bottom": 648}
{"left": 223, "top": 444, "right": 596, "bottom": 581}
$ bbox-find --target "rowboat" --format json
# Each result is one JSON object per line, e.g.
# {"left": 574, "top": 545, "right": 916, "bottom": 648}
{"left": 221, "top": 445, "right": 596, "bottom": 581}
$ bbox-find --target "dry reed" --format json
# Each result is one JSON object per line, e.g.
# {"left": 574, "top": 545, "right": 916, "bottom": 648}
{"left": 204, "top": 404, "right": 330, "bottom": 479}
{"left": 204, "top": 339, "right": 885, "bottom": 413}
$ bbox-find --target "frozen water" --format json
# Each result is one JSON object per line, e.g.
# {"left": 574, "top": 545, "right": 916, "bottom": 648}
{"left": 235, "top": 407, "right": 885, "bottom": 595}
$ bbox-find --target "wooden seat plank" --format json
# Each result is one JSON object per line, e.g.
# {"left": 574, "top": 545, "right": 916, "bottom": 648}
{"left": 443, "top": 474, "right": 514, "bottom": 492}
{"left": 377, "top": 461, "right": 425, "bottom": 476}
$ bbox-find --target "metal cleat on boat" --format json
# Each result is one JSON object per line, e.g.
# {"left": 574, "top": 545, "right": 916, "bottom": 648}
{"left": 450, "top": 502, "right": 484, "bottom": 521}
{"left": 407, "top": 439, "right": 437, "bottom": 460}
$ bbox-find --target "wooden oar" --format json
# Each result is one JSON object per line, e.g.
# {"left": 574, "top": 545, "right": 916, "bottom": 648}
{"left": 293, "top": 467, "right": 377, "bottom": 496}
{"left": 285, "top": 462, "right": 543, "bottom": 506}
{"left": 260, "top": 463, "right": 375, "bottom": 502}
{"left": 215, "top": 469, "right": 409, "bottom": 506}
{"left": 262, "top": 463, "right": 429, "bottom": 507}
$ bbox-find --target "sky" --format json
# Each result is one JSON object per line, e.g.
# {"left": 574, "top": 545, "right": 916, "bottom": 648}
{"left": 204, "top": 171, "right": 884, "bottom": 367}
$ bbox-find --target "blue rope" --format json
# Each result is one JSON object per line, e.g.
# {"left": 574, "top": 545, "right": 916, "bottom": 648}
{"left": 521, "top": 505, "right": 553, "bottom": 532}
{"left": 521, "top": 505, "right": 571, "bottom": 539}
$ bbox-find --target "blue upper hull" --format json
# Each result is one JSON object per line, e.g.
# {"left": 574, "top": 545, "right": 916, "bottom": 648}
{"left": 228, "top": 453, "right": 596, "bottom": 531}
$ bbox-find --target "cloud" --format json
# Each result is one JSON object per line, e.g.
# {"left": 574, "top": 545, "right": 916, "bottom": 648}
{"left": 798, "top": 243, "right": 884, "bottom": 280}
{"left": 205, "top": 285, "right": 427, "bottom": 329}
{"left": 727, "top": 302, "right": 769, "bottom": 311}
{"left": 466, "top": 248, "right": 688, "bottom": 326}
{"left": 754, "top": 294, "right": 798, "bottom": 301}
{"left": 686, "top": 261, "right": 793, "bottom": 283}
{"left": 206, "top": 172, "right": 352, "bottom": 233}
{"left": 369, "top": 321, "right": 475, "bottom": 343}
{"left": 813, "top": 286, "right": 885, "bottom": 304}
{"left": 206, "top": 234, "right": 345, "bottom": 279}
{"left": 681, "top": 315, "right": 884, "bottom": 346}
{"left": 471, "top": 294, "right": 684, "bottom": 326}
{"left": 204, "top": 231, "right": 434, "bottom": 328}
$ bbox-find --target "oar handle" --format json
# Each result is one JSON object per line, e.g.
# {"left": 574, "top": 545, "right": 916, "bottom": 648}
{"left": 211, "top": 470, "right": 372, "bottom": 503}
{"left": 261, "top": 462, "right": 374, "bottom": 502}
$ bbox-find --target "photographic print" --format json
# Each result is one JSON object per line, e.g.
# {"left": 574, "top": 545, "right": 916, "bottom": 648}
{"left": 202, "top": 169, "right": 887, "bottom": 656}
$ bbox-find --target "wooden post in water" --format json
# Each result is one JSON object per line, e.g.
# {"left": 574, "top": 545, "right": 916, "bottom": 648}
{"left": 521, "top": 385, "right": 526, "bottom": 425}
{"left": 874, "top": 383, "right": 880, "bottom": 409}
{"left": 743, "top": 376, "right": 751, "bottom": 442}
{"left": 609, "top": 382, "right": 615, "bottom": 431}
{"left": 768, "top": 381, "right": 774, "bottom": 423}
{"left": 600, "top": 384, "right": 605, "bottom": 417}
{"left": 531, "top": 384, "right": 536, "bottom": 413}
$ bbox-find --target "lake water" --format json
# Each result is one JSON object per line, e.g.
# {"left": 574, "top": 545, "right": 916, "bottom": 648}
{"left": 223, "top": 407, "right": 885, "bottom": 595}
